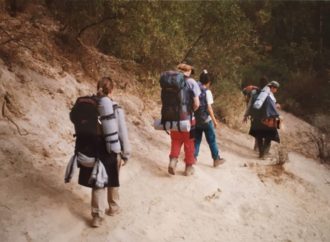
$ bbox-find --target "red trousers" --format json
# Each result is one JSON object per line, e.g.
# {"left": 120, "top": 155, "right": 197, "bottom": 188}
{"left": 169, "top": 131, "right": 195, "bottom": 165}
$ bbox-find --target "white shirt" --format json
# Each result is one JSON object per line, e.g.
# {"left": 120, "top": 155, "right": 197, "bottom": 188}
{"left": 206, "top": 90, "right": 214, "bottom": 105}
{"left": 205, "top": 89, "right": 214, "bottom": 122}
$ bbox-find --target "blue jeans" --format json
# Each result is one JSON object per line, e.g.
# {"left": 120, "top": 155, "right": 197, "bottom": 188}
{"left": 194, "top": 121, "right": 220, "bottom": 160}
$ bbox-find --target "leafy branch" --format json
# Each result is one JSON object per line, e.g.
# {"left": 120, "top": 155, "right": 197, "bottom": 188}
{"left": 76, "top": 14, "right": 121, "bottom": 39}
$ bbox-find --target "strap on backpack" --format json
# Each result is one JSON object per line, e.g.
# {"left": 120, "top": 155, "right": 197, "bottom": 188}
{"left": 162, "top": 120, "right": 170, "bottom": 135}
{"left": 100, "top": 113, "right": 116, "bottom": 120}
{"left": 177, "top": 110, "right": 182, "bottom": 132}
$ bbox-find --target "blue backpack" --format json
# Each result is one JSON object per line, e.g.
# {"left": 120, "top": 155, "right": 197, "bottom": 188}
{"left": 159, "top": 71, "right": 193, "bottom": 131}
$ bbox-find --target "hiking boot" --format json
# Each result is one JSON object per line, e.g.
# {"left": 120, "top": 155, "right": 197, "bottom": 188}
{"left": 259, "top": 152, "right": 265, "bottom": 159}
{"left": 91, "top": 216, "right": 102, "bottom": 228}
{"left": 168, "top": 158, "right": 178, "bottom": 175}
{"left": 184, "top": 165, "right": 195, "bottom": 176}
{"left": 106, "top": 205, "right": 121, "bottom": 216}
{"left": 264, "top": 144, "right": 271, "bottom": 155}
{"left": 213, "top": 157, "right": 225, "bottom": 167}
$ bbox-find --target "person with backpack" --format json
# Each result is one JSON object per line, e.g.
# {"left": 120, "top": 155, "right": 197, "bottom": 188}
{"left": 243, "top": 76, "right": 269, "bottom": 122}
{"left": 248, "top": 80, "right": 281, "bottom": 159}
{"left": 164, "top": 62, "right": 200, "bottom": 176}
{"left": 67, "top": 77, "right": 131, "bottom": 228}
{"left": 194, "top": 70, "right": 225, "bottom": 167}
{"left": 243, "top": 77, "right": 268, "bottom": 151}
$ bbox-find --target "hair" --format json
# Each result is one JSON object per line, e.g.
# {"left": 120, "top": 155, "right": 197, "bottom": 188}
{"left": 177, "top": 63, "right": 192, "bottom": 73}
{"left": 259, "top": 76, "right": 268, "bottom": 88}
{"left": 199, "top": 69, "right": 212, "bottom": 85}
{"left": 97, "top": 76, "right": 114, "bottom": 96}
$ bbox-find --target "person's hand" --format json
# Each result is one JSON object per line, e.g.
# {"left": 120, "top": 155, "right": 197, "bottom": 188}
{"left": 121, "top": 158, "right": 128, "bottom": 166}
{"left": 213, "top": 119, "right": 218, "bottom": 128}
{"left": 120, "top": 154, "right": 128, "bottom": 166}
{"left": 276, "top": 103, "right": 281, "bottom": 109}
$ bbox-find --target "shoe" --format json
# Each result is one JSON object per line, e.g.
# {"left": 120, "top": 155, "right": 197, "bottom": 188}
{"left": 259, "top": 150, "right": 265, "bottom": 159}
{"left": 213, "top": 157, "right": 225, "bottom": 167}
{"left": 91, "top": 216, "right": 102, "bottom": 228}
{"left": 106, "top": 205, "right": 121, "bottom": 216}
{"left": 184, "top": 165, "right": 194, "bottom": 176}
{"left": 259, "top": 153, "right": 266, "bottom": 160}
{"left": 168, "top": 158, "right": 178, "bottom": 175}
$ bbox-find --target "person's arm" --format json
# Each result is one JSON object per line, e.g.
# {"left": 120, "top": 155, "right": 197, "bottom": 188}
{"left": 193, "top": 96, "right": 200, "bottom": 111}
{"left": 189, "top": 78, "right": 201, "bottom": 111}
{"left": 207, "top": 104, "right": 218, "bottom": 128}
{"left": 206, "top": 90, "right": 218, "bottom": 128}
{"left": 116, "top": 105, "right": 131, "bottom": 165}
{"left": 243, "top": 92, "right": 254, "bottom": 122}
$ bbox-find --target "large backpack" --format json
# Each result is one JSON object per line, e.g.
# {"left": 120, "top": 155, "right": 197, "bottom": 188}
{"left": 70, "top": 95, "right": 100, "bottom": 158}
{"left": 249, "top": 89, "right": 265, "bottom": 119}
{"left": 242, "top": 85, "right": 259, "bottom": 103}
{"left": 160, "top": 71, "right": 192, "bottom": 131}
{"left": 194, "top": 82, "right": 209, "bottom": 125}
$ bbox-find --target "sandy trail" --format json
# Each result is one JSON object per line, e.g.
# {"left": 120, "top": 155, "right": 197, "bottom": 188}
{"left": 0, "top": 75, "right": 329, "bottom": 242}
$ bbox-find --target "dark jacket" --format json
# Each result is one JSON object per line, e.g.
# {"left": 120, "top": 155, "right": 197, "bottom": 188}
{"left": 78, "top": 136, "right": 119, "bottom": 188}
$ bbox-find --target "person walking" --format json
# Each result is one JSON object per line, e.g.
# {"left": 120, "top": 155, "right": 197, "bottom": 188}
{"left": 168, "top": 62, "right": 201, "bottom": 176}
{"left": 194, "top": 70, "right": 225, "bottom": 167}
{"left": 243, "top": 76, "right": 268, "bottom": 151}
{"left": 67, "top": 77, "right": 131, "bottom": 227}
{"left": 248, "top": 81, "right": 281, "bottom": 158}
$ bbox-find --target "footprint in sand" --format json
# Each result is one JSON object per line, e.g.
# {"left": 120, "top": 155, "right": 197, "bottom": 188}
{"left": 204, "top": 188, "right": 222, "bottom": 201}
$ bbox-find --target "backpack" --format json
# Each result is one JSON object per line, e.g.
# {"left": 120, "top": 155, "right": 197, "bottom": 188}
{"left": 248, "top": 89, "right": 262, "bottom": 119}
{"left": 194, "top": 82, "right": 209, "bottom": 125}
{"left": 242, "top": 85, "right": 259, "bottom": 103}
{"left": 159, "top": 71, "right": 192, "bottom": 131}
{"left": 70, "top": 95, "right": 100, "bottom": 158}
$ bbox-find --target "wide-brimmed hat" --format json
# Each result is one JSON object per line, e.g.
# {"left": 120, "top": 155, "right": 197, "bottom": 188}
{"left": 268, "top": 80, "right": 280, "bottom": 88}
{"left": 177, "top": 63, "right": 193, "bottom": 72}
{"left": 178, "top": 59, "right": 195, "bottom": 75}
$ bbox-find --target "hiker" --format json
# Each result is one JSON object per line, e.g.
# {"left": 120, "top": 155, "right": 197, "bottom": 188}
{"left": 248, "top": 80, "right": 281, "bottom": 158}
{"left": 167, "top": 62, "right": 201, "bottom": 176}
{"left": 194, "top": 70, "right": 225, "bottom": 167}
{"left": 66, "top": 77, "right": 130, "bottom": 227}
{"left": 243, "top": 76, "right": 268, "bottom": 151}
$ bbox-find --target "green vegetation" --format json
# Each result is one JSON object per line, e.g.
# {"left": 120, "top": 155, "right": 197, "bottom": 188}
{"left": 5, "top": 0, "right": 330, "bottom": 125}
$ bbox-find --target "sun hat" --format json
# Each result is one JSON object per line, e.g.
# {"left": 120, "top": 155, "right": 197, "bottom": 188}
{"left": 268, "top": 80, "right": 280, "bottom": 88}
{"left": 178, "top": 59, "right": 195, "bottom": 75}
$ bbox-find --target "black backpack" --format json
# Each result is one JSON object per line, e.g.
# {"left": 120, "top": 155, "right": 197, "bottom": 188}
{"left": 194, "top": 82, "right": 209, "bottom": 125}
{"left": 160, "top": 71, "right": 192, "bottom": 131}
{"left": 70, "top": 95, "right": 100, "bottom": 158}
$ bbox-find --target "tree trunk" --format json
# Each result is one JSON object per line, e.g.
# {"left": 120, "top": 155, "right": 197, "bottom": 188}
{"left": 319, "top": 2, "right": 324, "bottom": 54}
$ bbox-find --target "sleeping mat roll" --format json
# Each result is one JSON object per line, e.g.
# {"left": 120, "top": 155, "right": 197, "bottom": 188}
{"left": 98, "top": 97, "right": 121, "bottom": 153}
{"left": 153, "top": 119, "right": 191, "bottom": 132}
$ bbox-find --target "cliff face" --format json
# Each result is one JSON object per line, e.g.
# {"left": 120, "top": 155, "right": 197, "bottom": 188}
{"left": 0, "top": 3, "right": 329, "bottom": 242}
